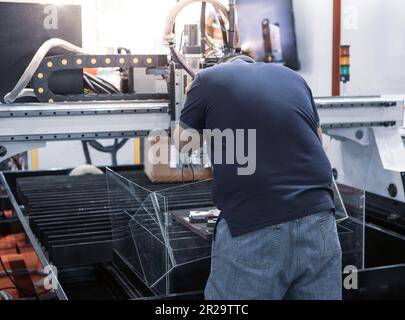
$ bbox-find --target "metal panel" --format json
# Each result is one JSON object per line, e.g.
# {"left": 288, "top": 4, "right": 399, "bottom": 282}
{"left": 0, "top": 101, "right": 171, "bottom": 161}
{"left": 315, "top": 96, "right": 404, "bottom": 128}
{"left": 0, "top": 101, "right": 170, "bottom": 143}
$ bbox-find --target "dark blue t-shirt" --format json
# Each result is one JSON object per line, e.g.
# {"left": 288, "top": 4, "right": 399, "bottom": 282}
{"left": 180, "top": 60, "right": 335, "bottom": 237}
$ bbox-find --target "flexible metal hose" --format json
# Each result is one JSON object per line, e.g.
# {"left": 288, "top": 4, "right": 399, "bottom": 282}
{"left": 4, "top": 38, "right": 87, "bottom": 104}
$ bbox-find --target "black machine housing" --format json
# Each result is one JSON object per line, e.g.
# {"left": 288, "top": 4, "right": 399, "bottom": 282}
{"left": 0, "top": 2, "right": 83, "bottom": 103}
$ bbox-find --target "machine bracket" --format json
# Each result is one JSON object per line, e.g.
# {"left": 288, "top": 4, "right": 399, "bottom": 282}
{"left": 325, "top": 127, "right": 372, "bottom": 146}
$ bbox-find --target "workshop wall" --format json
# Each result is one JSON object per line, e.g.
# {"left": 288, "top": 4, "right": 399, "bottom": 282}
{"left": 341, "top": 0, "right": 405, "bottom": 96}
{"left": 294, "top": 0, "right": 334, "bottom": 96}
{"left": 294, "top": 0, "right": 405, "bottom": 97}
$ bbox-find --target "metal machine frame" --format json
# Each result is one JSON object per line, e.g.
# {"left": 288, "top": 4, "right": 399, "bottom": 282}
{"left": 0, "top": 101, "right": 170, "bottom": 163}
{"left": 318, "top": 96, "right": 405, "bottom": 209}
{"left": 2, "top": 0, "right": 405, "bottom": 301}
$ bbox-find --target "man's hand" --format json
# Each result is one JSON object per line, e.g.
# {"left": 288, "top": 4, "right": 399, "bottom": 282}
{"left": 175, "top": 75, "right": 204, "bottom": 153}
{"left": 173, "top": 125, "right": 203, "bottom": 154}
{"left": 185, "top": 81, "right": 192, "bottom": 96}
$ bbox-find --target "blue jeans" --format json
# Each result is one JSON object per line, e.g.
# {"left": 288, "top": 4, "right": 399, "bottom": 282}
{"left": 205, "top": 210, "right": 342, "bottom": 300}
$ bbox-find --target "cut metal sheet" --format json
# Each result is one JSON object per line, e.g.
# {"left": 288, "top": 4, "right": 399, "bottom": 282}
{"left": 15, "top": 170, "right": 213, "bottom": 267}
{"left": 374, "top": 127, "right": 405, "bottom": 172}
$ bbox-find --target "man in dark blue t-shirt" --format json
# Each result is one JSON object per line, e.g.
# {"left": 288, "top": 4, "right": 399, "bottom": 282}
{"left": 174, "top": 57, "right": 342, "bottom": 300}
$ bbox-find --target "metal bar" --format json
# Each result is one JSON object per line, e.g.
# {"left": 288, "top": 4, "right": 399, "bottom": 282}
{"left": 0, "top": 116, "right": 170, "bottom": 144}
{"left": 0, "top": 101, "right": 171, "bottom": 155}
{"left": 315, "top": 96, "right": 399, "bottom": 106}
{"left": 315, "top": 96, "right": 404, "bottom": 128}
{"left": 0, "top": 101, "right": 169, "bottom": 118}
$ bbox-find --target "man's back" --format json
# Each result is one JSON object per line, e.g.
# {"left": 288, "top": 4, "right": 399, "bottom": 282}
{"left": 181, "top": 60, "right": 335, "bottom": 237}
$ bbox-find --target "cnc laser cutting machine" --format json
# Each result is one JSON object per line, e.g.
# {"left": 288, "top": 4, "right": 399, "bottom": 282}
{"left": 2, "top": 0, "right": 405, "bottom": 300}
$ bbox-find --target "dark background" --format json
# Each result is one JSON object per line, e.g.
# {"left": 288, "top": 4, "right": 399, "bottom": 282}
{"left": 0, "top": 2, "right": 83, "bottom": 103}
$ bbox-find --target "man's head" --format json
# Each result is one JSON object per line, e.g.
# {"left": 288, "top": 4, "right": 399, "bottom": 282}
{"left": 220, "top": 54, "right": 256, "bottom": 64}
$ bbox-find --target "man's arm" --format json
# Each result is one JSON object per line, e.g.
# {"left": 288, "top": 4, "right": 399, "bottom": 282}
{"left": 317, "top": 127, "right": 324, "bottom": 145}
{"left": 305, "top": 84, "right": 324, "bottom": 145}
{"left": 174, "top": 73, "right": 206, "bottom": 153}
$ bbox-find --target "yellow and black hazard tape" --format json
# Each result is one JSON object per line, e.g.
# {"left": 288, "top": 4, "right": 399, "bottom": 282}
{"left": 31, "top": 54, "right": 169, "bottom": 103}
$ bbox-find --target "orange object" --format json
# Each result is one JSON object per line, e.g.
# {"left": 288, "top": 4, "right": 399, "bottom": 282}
{"left": 84, "top": 68, "right": 98, "bottom": 76}
{"left": 1, "top": 243, "right": 46, "bottom": 299}
{"left": 31, "top": 149, "right": 39, "bottom": 170}
{"left": 134, "top": 138, "right": 141, "bottom": 165}
{"left": 3, "top": 210, "right": 13, "bottom": 218}
{"left": 340, "top": 56, "right": 350, "bottom": 66}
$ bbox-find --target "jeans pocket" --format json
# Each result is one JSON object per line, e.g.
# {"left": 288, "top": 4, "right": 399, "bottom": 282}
{"left": 318, "top": 211, "right": 341, "bottom": 257}
{"left": 234, "top": 225, "right": 281, "bottom": 269}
